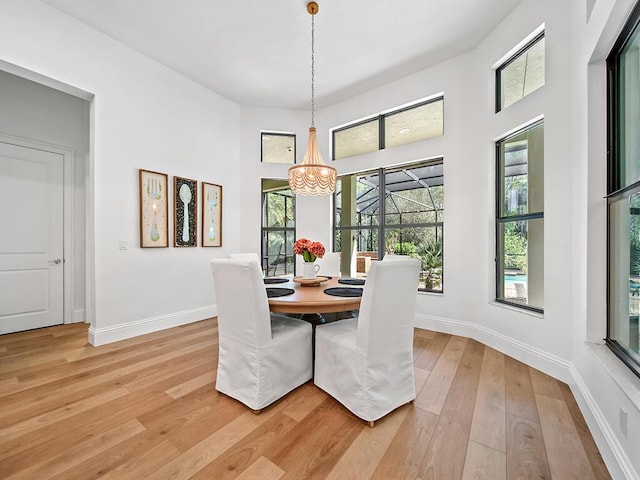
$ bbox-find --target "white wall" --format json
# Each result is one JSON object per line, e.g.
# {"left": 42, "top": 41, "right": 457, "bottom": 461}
{"left": 0, "top": 0, "right": 243, "bottom": 344}
{"left": 2, "top": 0, "right": 640, "bottom": 477}
{"left": 239, "top": 106, "right": 334, "bottom": 272}
{"left": 238, "top": 107, "right": 307, "bottom": 257}
{"left": 298, "top": 0, "right": 639, "bottom": 477}
{"left": 572, "top": 0, "right": 640, "bottom": 478}
{"left": 318, "top": 0, "right": 573, "bottom": 366}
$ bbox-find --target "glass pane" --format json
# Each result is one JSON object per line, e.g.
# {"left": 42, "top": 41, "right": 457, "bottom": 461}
{"left": 499, "top": 36, "right": 545, "bottom": 110}
{"left": 616, "top": 32, "right": 640, "bottom": 189}
{"left": 264, "top": 189, "right": 294, "bottom": 228}
{"left": 334, "top": 228, "right": 379, "bottom": 278}
{"left": 335, "top": 171, "right": 380, "bottom": 228}
{"left": 261, "top": 133, "right": 295, "bottom": 164}
{"left": 263, "top": 230, "right": 295, "bottom": 277}
{"left": 497, "top": 218, "right": 544, "bottom": 309}
{"left": 333, "top": 119, "right": 379, "bottom": 160}
{"left": 384, "top": 162, "right": 444, "bottom": 225}
{"left": 385, "top": 99, "right": 444, "bottom": 148}
{"left": 262, "top": 179, "right": 295, "bottom": 277}
{"left": 609, "top": 194, "right": 640, "bottom": 360}
{"left": 333, "top": 229, "right": 342, "bottom": 255}
{"left": 498, "top": 122, "right": 544, "bottom": 217}
{"left": 385, "top": 226, "right": 443, "bottom": 292}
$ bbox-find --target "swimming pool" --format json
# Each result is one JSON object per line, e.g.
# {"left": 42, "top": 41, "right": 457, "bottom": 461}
{"left": 505, "top": 274, "right": 527, "bottom": 283}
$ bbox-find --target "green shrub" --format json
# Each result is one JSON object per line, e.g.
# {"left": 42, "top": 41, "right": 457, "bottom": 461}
{"left": 393, "top": 242, "right": 417, "bottom": 256}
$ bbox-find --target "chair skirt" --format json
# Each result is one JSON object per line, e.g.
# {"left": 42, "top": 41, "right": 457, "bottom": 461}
{"left": 314, "top": 318, "right": 415, "bottom": 422}
{"left": 216, "top": 315, "right": 312, "bottom": 410}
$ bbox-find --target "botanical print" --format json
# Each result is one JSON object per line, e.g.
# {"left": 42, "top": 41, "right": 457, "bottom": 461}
{"left": 139, "top": 169, "right": 168, "bottom": 248}
{"left": 202, "top": 182, "right": 222, "bottom": 247}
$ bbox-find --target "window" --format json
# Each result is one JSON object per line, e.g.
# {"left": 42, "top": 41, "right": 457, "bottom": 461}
{"left": 496, "top": 120, "right": 544, "bottom": 311}
{"left": 333, "top": 159, "right": 444, "bottom": 292}
{"left": 333, "top": 119, "right": 379, "bottom": 160}
{"left": 385, "top": 101, "right": 444, "bottom": 148}
{"left": 261, "top": 179, "right": 295, "bottom": 277}
{"left": 606, "top": 2, "right": 640, "bottom": 378}
{"left": 496, "top": 32, "right": 545, "bottom": 112}
{"left": 332, "top": 97, "right": 444, "bottom": 160}
{"left": 261, "top": 132, "right": 295, "bottom": 164}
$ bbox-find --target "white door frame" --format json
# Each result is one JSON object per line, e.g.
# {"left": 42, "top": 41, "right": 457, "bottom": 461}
{"left": 0, "top": 132, "right": 78, "bottom": 326}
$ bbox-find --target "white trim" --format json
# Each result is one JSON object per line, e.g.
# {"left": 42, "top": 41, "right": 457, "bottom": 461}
{"left": 415, "top": 313, "right": 571, "bottom": 381}
{"left": 261, "top": 130, "right": 295, "bottom": 135}
{"left": 0, "top": 60, "right": 93, "bottom": 101}
{"left": 492, "top": 23, "right": 546, "bottom": 69}
{"left": 337, "top": 154, "right": 445, "bottom": 178}
{"left": 414, "top": 313, "right": 639, "bottom": 480}
{"left": 88, "top": 305, "right": 217, "bottom": 346}
{"left": 331, "top": 91, "right": 446, "bottom": 132}
{"left": 63, "top": 148, "right": 75, "bottom": 326}
{"left": 493, "top": 114, "right": 545, "bottom": 142}
{"left": 488, "top": 300, "right": 544, "bottom": 318}
{"left": 587, "top": 342, "right": 640, "bottom": 411}
{"left": 569, "top": 363, "right": 639, "bottom": 480}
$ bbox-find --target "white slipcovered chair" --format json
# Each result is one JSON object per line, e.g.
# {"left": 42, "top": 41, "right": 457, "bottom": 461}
{"left": 228, "top": 252, "right": 262, "bottom": 271}
{"left": 317, "top": 252, "right": 342, "bottom": 277}
{"left": 228, "top": 252, "right": 260, "bottom": 262}
{"left": 382, "top": 253, "right": 405, "bottom": 261}
{"left": 210, "top": 258, "right": 312, "bottom": 412}
{"left": 314, "top": 257, "right": 420, "bottom": 426}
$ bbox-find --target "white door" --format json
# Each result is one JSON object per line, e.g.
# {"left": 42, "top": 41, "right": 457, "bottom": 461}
{"left": 0, "top": 140, "right": 64, "bottom": 334}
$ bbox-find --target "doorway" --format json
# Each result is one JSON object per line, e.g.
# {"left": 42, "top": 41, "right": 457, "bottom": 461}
{"left": 0, "top": 69, "right": 90, "bottom": 335}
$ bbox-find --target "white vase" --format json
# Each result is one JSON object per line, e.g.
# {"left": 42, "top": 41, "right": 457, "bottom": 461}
{"left": 302, "top": 262, "right": 320, "bottom": 279}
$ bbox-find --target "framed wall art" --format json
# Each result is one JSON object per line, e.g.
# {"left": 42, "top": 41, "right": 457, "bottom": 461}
{"left": 174, "top": 176, "right": 198, "bottom": 247}
{"left": 139, "top": 169, "right": 169, "bottom": 248}
{"left": 202, "top": 182, "right": 222, "bottom": 247}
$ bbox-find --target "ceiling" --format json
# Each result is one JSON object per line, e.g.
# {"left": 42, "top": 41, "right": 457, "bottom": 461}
{"left": 41, "top": 0, "right": 522, "bottom": 109}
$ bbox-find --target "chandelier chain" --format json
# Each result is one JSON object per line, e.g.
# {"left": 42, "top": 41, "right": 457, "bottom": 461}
{"left": 288, "top": 2, "right": 336, "bottom": 196}
{"left": 311, "top": 12, "right": 315, "bottom": 127}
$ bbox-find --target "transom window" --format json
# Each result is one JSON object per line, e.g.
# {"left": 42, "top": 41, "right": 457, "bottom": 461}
{"left": 496, "top": 32, "right": 545, "bottom": 112}
{"left": 332, "top": 97, "right": 444, "bottom": 160}
{"left": 261, "top": 132, "right": 295, "bottom": 164}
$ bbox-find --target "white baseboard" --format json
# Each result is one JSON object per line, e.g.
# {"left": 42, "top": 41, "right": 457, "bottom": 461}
{"left": 88, "top": 305, "right": 217, "bottom": 346}
{"left": 415, "top": 313, "right": 638, "bottom": 480}
{"left": 415, "top": 313, "right": 572, "bottom": 381}
{"left": 569, "top": 364, "right": 639, "bottom": 480}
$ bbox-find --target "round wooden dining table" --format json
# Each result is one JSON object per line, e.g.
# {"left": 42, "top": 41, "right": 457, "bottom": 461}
{"left": 267, "top": 277, "right": 362, "bottom": 314}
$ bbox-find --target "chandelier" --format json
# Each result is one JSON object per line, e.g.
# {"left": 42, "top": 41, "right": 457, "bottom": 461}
{"left": 288, "top": 1, "right": 337, "bottom": 196}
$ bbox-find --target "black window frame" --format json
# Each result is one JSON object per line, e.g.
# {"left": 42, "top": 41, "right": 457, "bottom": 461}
{"left": 332, "top": 158, "right": 445, "bottom": 293}
{"left": 331, "top": 96, "right": 444, "bottom": 160}
{"left": 260, "top": 131, "right": 296, "bottom": 164}
{"left": 495, "top": 31, "right": 545, "bottom": 113}
{"left": 605, "top": 0, "right": 640, "bottom": 378}
{"left": 261, "top": 181, "right": 296, "bottom": 277}
{"left": 495, "top": 119, "right": 544, "bottom": 313}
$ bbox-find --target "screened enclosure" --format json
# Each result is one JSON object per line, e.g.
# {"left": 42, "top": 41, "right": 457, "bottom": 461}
{"left": 334, "top": 159, "right": 444, "bottom": 292}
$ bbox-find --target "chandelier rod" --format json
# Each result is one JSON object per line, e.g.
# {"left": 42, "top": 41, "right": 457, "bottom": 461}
{"left": 311, "top": 10, "right": 315, "bottom": 128}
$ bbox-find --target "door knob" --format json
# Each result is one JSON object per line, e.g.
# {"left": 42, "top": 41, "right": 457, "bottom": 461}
{"left": 48, "top": 258, "right": 62, "bottom": 265}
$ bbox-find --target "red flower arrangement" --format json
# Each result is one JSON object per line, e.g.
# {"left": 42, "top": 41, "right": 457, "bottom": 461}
{"left": 293, "top": 238, "right": 325, "bottom": 263}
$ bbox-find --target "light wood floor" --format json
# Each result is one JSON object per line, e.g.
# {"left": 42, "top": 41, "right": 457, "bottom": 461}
{"left": 0, "top": 319, "right": 611, "bottom": 479}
